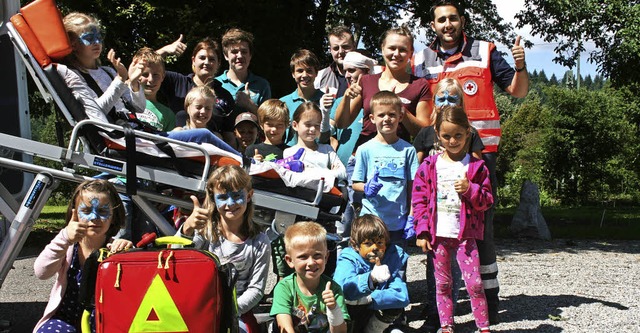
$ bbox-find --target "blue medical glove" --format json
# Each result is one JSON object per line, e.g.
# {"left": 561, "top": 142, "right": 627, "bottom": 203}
{"left": 403, "top": 216, "right": 416, "bottom": 240}
{"left": 286, "top": 160, "right": 305, "bottom": 172}
{"left": 364, "top": 170, "right": 383, "bottom": 198}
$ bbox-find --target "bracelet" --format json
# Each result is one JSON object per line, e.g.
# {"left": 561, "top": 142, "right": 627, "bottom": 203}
{"left": 326, "top": 305, "right": 345, "bottom": 327}
{"left": 515, "top": 62, "right": 527, "bottom": 72}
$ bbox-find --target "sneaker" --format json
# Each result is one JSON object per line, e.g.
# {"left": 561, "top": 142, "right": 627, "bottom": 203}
{"left": 478, "top": 328, "right": 491, "bottom": 333}
{"left": 437, "top": 326, "right": 454, "bottom": 333}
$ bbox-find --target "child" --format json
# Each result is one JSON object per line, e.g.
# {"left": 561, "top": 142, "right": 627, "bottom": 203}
{"left": 280, "top": 49, "right": 335, "bottom": 145}
{"left": 412, "top": 78, "right": 483, "bottom": 332}
{"left": 283, "top": 102, "right": 346, "bottom": 182}
{"left": 245, "top": 99, "right": 290, "bottom": 162}
{"left": 178, "top": 165, "right": 270, "bottom": 333}
{"left": 233, "top": 112, "right": 260, "bottom": 155}
{"left": 412, "top": 105, "right": 494, "bottom": 333}
{"left": 33, "top": 180, "right": 132, "bottom": 333}
{"left": 133, "top": 47, "right": 176, "bottom": 132}
{"left": 352, "top": 91, "right": 418, "bottom": 247}
{"left": 413, "top": 78, "right": 484, "bottom": 163}
{"left": 333, "top": 214, "right": 409, "bottom": 333}
{"left": 62, "top": 12, "right": 145, "bottom": 123}
{"left": 270, "top": 222, "right": 349, "bottom": 333}
{"left": 216, "top": 28, "right": 271, "bottom": 115}
{"left": 177, "top": 85, "right": 216, "bottom": 131}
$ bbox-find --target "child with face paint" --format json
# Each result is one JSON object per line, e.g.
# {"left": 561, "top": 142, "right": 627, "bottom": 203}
{"left": 33, "top": 180, "right": 131, "bottom": 333}
{"left": 413, "top": 78, "right": 485, "bottom": 164}
{"left": 412, "top": 78, "right": 485, "bottom": 331}
{"left": 333, "top": 214, "right": 409, "bottom": 333}
{"left": 177, "top": 165, "right": 271, "bottom": 333}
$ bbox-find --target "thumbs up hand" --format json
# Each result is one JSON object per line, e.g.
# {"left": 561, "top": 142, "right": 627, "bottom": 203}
{"left": 344, "top": 75, "right": 363, "bottom": 99}
{"left": 183, "top": 195, "right": 209, "bottom": 236}
{"left": 159, "top": 34, "right": 187, "bottom": 57}
{"left": 322, "top": 281, "right": 337, "bottom": 310}
{"left": 511, "top": 35, "right": 526, "bottom": 70}
{"left": 364, "top": 169, "right": 383, "bottom": 198}
{"left": 370, "top": 256, "right": 390, "bottom": 284}
{"left": 235, "top": 83, "right": 253, "bottom": 109}
{"left": 252, "top": 148, "right": 264, "bottom": 163}
{"left": 320, "top": 86, "right": 336, "bottom": 110}
{"left": 66, "top": 208, "right": 88, "bottom": 243}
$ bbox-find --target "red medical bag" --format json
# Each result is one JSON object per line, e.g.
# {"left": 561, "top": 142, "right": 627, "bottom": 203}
{"left": 82, "top": 243, "right": 238, "bottom": 333}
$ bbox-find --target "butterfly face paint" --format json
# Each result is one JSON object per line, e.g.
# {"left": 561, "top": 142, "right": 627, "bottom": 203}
{"left": 78, "top": 197, "right": 112, "bottom": 222}
{"left": 434, "top": 90, "right": 460, "bottom": 108}
{"left": 214, "top": 189, "right": 247, "bottom": 209}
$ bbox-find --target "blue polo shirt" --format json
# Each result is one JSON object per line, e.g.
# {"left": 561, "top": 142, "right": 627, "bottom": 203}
{"left": 280, "top": 88, "right": 324, "bottom": 145}
{"left": 216, "top": 70, "right": 271, "bottom": 113}
{"left": 329, "top": 96, "right": 363, "bottom": 166}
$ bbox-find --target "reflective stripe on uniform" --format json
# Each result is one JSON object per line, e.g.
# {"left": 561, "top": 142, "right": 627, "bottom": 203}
{"left": 480, "top": 136, "right": 501, "bottom": 147}
{"left": 482, "top": 278, "right": 500, "bottom": 290}
{"left": 480, "top": 262, "right": 499, "bottom": 274}
{"left": 471, "top": 120, "right": 501, "bottom": 130}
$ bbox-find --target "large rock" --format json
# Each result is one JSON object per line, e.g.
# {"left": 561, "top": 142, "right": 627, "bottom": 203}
{"left": 510, "top": 180, "right": 551, "bottom": 240}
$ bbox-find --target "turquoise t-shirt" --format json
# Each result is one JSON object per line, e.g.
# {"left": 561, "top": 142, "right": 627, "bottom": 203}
{"left": 329, "top": 96, "right": 363, "bottom": 166}
{"left": 216, "top": 70, "right": 271, "bottom": 113}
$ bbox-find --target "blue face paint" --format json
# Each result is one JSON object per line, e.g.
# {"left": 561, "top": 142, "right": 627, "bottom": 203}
{"left": 434, "top": 90, "right": 460, "bottom": 108}
{"left": 79, "top": 26, "right": 103, "bottom": 46}
{"left": 214, "top": 189, "right": 247, "bottom": 209}
{"left": 78, "top": 197, "right": 112, "bottom": 222}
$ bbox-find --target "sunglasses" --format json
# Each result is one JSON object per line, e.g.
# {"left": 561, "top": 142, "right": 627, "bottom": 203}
{"left": 79, "top": 27, "right": 103, "bottom": 46}
{"left": 434, "top": 90, "right": 460, "bottom": 107}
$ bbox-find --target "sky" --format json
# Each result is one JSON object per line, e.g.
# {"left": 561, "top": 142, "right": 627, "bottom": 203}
{"left": 409, "top": 0, "right": 601, "bottom": 78}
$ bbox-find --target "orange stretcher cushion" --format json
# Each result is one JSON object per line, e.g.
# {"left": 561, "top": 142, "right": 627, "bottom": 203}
{"left": 20, "top": 0, "right": 71, "bottom": 61}
{"left": 9, "top": 14, "right": 51, "bottom": 67}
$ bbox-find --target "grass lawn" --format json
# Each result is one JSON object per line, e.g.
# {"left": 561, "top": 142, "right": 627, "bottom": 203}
{"left": 24, "top": 205, "right": 640, "bottom": 243}
{"left": 494, "top": 206, "right": 640, "bottom": 240}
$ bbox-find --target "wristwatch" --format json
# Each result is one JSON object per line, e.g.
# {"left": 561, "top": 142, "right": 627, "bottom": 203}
{"left": 515, "top": 62, "right": 527, "bottom": 72}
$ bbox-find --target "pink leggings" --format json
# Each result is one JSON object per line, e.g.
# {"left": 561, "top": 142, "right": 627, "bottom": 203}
{"left": 432, "top": 237, "right": 489, "bottom": 329}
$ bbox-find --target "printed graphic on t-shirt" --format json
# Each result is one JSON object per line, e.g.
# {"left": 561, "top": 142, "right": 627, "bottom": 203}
{"left": 435, "top": 155, "right": 469, "bottom": 238}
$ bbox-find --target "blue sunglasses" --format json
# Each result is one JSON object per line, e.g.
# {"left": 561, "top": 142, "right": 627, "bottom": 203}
{"left": 434, "top": 90, "right": 460, "bottom": 107}
{"left": 79, "top": 27, "right": 103, "bottom": 46}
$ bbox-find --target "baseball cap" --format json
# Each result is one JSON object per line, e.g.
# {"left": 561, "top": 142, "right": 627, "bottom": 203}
{"left": 234, "top": 112, "right": 259, "bottom": 129}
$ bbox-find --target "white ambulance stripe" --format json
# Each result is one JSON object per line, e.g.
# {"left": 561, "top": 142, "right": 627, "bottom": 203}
{"left": 481, "top": 136, "right": 501, "bottom": 146}
{"left": 421, "top": 41, "right": 492, "bottom": 75}
{"left": 480, "top": 262, "right": 499, "bottom": 274}
{"left": 470, "top": 120, "right": 501, "bottom": 130}
{"left": 482, "top": 278, "right": 500, "bottom": 289}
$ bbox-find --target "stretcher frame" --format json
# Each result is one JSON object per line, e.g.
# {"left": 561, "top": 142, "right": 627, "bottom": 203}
{"left": 0, "top": 19, "right": 329, "bottom": 289}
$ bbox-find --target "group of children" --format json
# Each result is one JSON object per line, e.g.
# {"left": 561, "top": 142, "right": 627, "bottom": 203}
{"left": 33, "top": 9, "right": 497, "bottom": 333}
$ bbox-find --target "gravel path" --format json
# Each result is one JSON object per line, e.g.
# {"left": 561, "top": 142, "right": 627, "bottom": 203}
{"left": 1, "top": 238, "right": 638, "bottom": 332}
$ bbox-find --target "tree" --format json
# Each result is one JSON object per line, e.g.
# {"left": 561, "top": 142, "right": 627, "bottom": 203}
{"left": 549, "top": 73, "right": 559, "bottom": 86}
{"left": 538, "top": 69, "right": 549, "bottom": 84}
{"left": 516, "top": 0, "right": 640, "bottom": 90}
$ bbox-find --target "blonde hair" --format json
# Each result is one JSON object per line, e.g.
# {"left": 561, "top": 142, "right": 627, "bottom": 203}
{"left": 257, "top": 99, "right": 290, "bottom": 127}
{"left": 284, "top": 221, "right": 327, "bottom": 254}
{"left": 184, "top": 85, "right": 216, "bottom": 112}
{"left": 203, "top": 165, "right": 258, "bottom": 243}
{"left": 133, "top": 47, "right": 165, "bottom": 72}
{"left": 370, "top": 90, "right": 403, "bottom": 115}
{"left": 63, "top": 12, "right": 102, "bottom": 70}
{"left": 433, "top": 78, "right": 465, "bottom": 116}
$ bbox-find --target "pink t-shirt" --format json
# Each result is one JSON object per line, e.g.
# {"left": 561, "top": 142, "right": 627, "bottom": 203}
{"left": 357, "top": 72, "right": 431, "bottom": 146}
